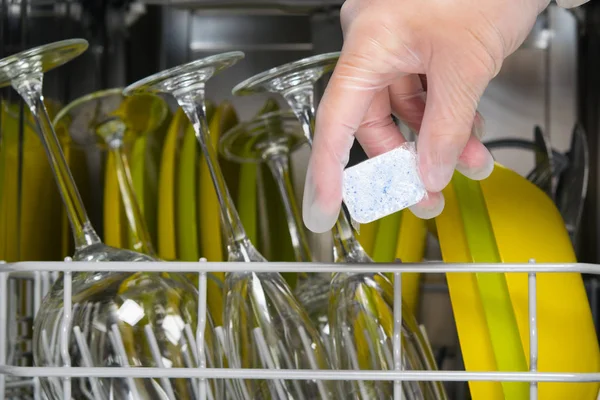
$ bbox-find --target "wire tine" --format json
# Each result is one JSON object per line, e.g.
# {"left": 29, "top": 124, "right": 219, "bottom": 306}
{"left": 341, "top": 325, "right": 370, "bottom": 399}
{"left": 528, "top": 259, "right": 538, "bottom": 400}
{"left": 108, "top": 324, "right": 141, "bottom": 400}
{"left": 7, "top": 278, "right": 16, "bottom": 367}
{"left": 32, "top": 271, "right": 41, "bottom": 324}
{"left": 214, "top": 326, "right": 244, "bottom": 399}
{"left": 393, "top": 272, "right": 403, "bottom": 400}
{"left": 60, "top": 267, "right": 72, "bottom": 400}
{"left": 179, "top": 335, "right": 199, "bottom": 400}
{"left": 184, "top": 324, "right": 200, "bottom": 366}
{"left": 362, "top": 328, "right": 377, "bottom": 370}
{"left": 144, "top": 324, "right": 177, "bottom": 400}
{"left": 196, "top": 267, "right": 208, "bottom": 400}
{"left": 253, "top": 327, "right": 287, "bottom": 399}
{"left": 72, "top": 326, "right": 103, "bottom": 399}
{"left": 299, "top": 326, "right": 329, "bottom": 399}
{"left": 0, "top": 267, "right": 8, "bottom": 400}
{"left": 40, "top": 329, "right": 62, "bottom": 397}
{"left": 276, "top": 339, "right": 305, "bottom": 398}
{"left": 380, "top": 332, "right": 394, "bottom": 372}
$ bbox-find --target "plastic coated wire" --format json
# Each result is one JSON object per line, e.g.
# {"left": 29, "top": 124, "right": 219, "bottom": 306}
{"left": 1, "top": 260, "right": 600, "bottom": 400}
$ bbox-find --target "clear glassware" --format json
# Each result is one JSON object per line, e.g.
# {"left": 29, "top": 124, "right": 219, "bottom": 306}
{"left": 53, "top": 88, "right": 169, "bottom": 257}
{"left": 233, "top": 53, "right": 447, "bottom": 399}
{"left": 219, "top": 110, "right": 332, "bottom": 338}
{"left": 124, "top": 52, "right": 336, "bottom": 400}
{"left": 0, "top": 40, "right": 221, "bottom": 400}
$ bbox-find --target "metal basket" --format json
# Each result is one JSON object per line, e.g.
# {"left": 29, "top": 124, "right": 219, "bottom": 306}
{"left": 1, "top": 260, "right": 599, "bottom": 400}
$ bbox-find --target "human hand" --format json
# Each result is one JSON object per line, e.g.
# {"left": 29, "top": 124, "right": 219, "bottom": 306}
{"left": 302, "top": 0, "right": 551, "bottom": 233}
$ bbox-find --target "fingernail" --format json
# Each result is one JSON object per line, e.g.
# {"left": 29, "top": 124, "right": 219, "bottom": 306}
{"left": 456, "top": 148, "right": 495, "bottom": 181}
{"left": 302, "top": 163, "right": 339, "bottom": 234}
{"left": 409, "top": 192, "right": 445, "bottom": 220}
{"left": 472, "top": 112, "right": 486, "bottom": 140}
{"left": 422, "top": 163, "right": 455, "bottom": 193}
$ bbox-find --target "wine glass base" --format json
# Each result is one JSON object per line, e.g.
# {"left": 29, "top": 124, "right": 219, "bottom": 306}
{"left": 0, "top": 39, "right": 88, "bottom": 88}
{"left": 220, "top": 110, "right": 307, "bottom": 163}
{"left": 232, "top": 52, "right": 339, "bottom": 96}
{"left": 53, "top": 88, "right": 169, "bottom": 148}
{"left": 123, "top": 52, "right": 244, "bottom": 96}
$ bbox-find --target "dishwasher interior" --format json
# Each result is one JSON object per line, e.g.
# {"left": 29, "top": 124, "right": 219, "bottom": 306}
{"left": 1, "top": 1, "right": 600, "bottom": 400}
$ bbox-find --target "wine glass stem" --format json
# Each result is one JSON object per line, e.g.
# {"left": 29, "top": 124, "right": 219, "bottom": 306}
{"left": 176, "top": 89, "right": 247, "bottom": 246}
{"left": 265, "top": 153, "right": 312, "bottom": 262}
{"left": 108, "top": 143, "right": 157, "bottom": 257}
{"left": 283, "top": 85, "right": 315, "bottom": 146}
{"left": 12, "top": 73, "right": 100, "bottom": 250}
{"left": 332, "top": 211, "right": 361, "bottom": 260}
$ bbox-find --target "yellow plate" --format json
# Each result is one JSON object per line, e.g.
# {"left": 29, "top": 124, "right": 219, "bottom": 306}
{"left": 357, "top": 219, "right": 379, "bottom": 255}
{"left": 394, "top": 209, "right": 427, "bottom": 313}
{"left": 0, "top": 101, "right": 65, "bottom": 262}
{"left": 19, "top": 100, "right": 65, "bottom": 262}
{"left": 103, "top": 149, "right": 128, "bottom": 249}
{"left": 483, "top": 163, "right": 600, "bottom": 400}
{"left": 198, "top": 101, "right": 239, "bottom": 327}
{"left": 177, "top": 120, "right": 201, "bottom": 262}
{"left": 437, "top": 163, "right": 600, "bottom": 400}
{"left": 126, "top": 95, "right": 171, "bottom": 252}
{"left": 373, "top": 212, "right": 425, "bottom": 314}
{"left": 157, "top": 108, "right": 188, "bottom": 261}
{"left": 0, "top": 103, "right": 23, "bottom": 262}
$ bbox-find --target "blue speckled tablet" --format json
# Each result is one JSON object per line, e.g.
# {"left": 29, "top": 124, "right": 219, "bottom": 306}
{"left": 342, "top": 142, "right": 427, "bottom": 224}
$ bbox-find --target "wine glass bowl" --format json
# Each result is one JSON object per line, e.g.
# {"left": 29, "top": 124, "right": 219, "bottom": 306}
{"left": 232, "top": 52, "right": 340, "bottom": 97}
{"left": 0, "top": 39, "right": 88, "bottom": 88}
{"left": 329, "top": 272, "right": 445, "bottom": 400}
{"left": 53, "top": 88, "right": 168, "bottom": 151}
{"left": 123, "top": 52, "right": 244, "bottom": 96}
{"left": 34, "top": 264, "right": 222, "bottom": 400}
{"left": 219, "top": 110, "right": 307, "bottom": 164}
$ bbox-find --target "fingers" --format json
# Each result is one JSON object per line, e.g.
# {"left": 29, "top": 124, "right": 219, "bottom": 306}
{"left": 456, "top": 133, "right": 495, "bottom": 181}
{"left": 389, "top": 75, "right": 427, "bottom": 134}
{"left": 303, "top": 32, "right": 399, "bottom": 233}
{"left": 416, "top": 58, "right": 494, "bottom": 193}
{"left": 354, "top": 89, "right": 406, "bottom": 158}
{"left": 409, "top": 191, "right": 445, "bottom": 220}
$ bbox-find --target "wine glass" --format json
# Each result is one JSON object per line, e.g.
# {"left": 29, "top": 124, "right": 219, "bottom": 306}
{"left": 233, "top": 53, "right": 447, "bottom": 399}
{"left": 219, "top": 110, "right": 332, "bottom": 339}
{"left": 124, "top": 52, "right": 336, "bottom": 400}
{"left": 0, "top": 40, "right": 222, "bottom": 400}
{"left": 53, "top": 88, "right": 169, "bottom": 257}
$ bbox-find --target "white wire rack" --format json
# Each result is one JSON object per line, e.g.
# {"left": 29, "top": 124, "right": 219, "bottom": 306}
{"left": 1, "top": 260, "right": 600, "bottom": 400}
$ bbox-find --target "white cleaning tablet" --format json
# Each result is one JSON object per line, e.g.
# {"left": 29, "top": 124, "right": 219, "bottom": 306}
{"left": 342, "top": 142, "right": 427, "bottom": 224}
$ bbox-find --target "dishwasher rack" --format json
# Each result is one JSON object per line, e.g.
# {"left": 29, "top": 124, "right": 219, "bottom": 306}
{"left": 1, "top": 260, "right": 599, "bottom": 400}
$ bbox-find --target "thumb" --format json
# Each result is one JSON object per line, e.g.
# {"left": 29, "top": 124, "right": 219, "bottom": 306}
{"left": 416, "top": 57, "right": 495, "bottom": 193}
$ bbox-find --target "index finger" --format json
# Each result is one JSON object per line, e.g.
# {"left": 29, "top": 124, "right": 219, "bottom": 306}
{"left": 302, "top": 43, "right": 390, "bottom": 233}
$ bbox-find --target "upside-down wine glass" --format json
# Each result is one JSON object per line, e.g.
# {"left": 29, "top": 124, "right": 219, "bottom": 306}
{"left": 0, "top": 40, "right": 222, "bottom": 400}
{"left": 233, "top": 53, "right": 448, "bottom": 399}
{"left": 54, "top": 88, "right": 168, "bottom": 257}
{"left": 123, "top": 52, "right": 336, "bottom": 400}
{"left": 219, "top": 110, "right": 333, "bottom": 342}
